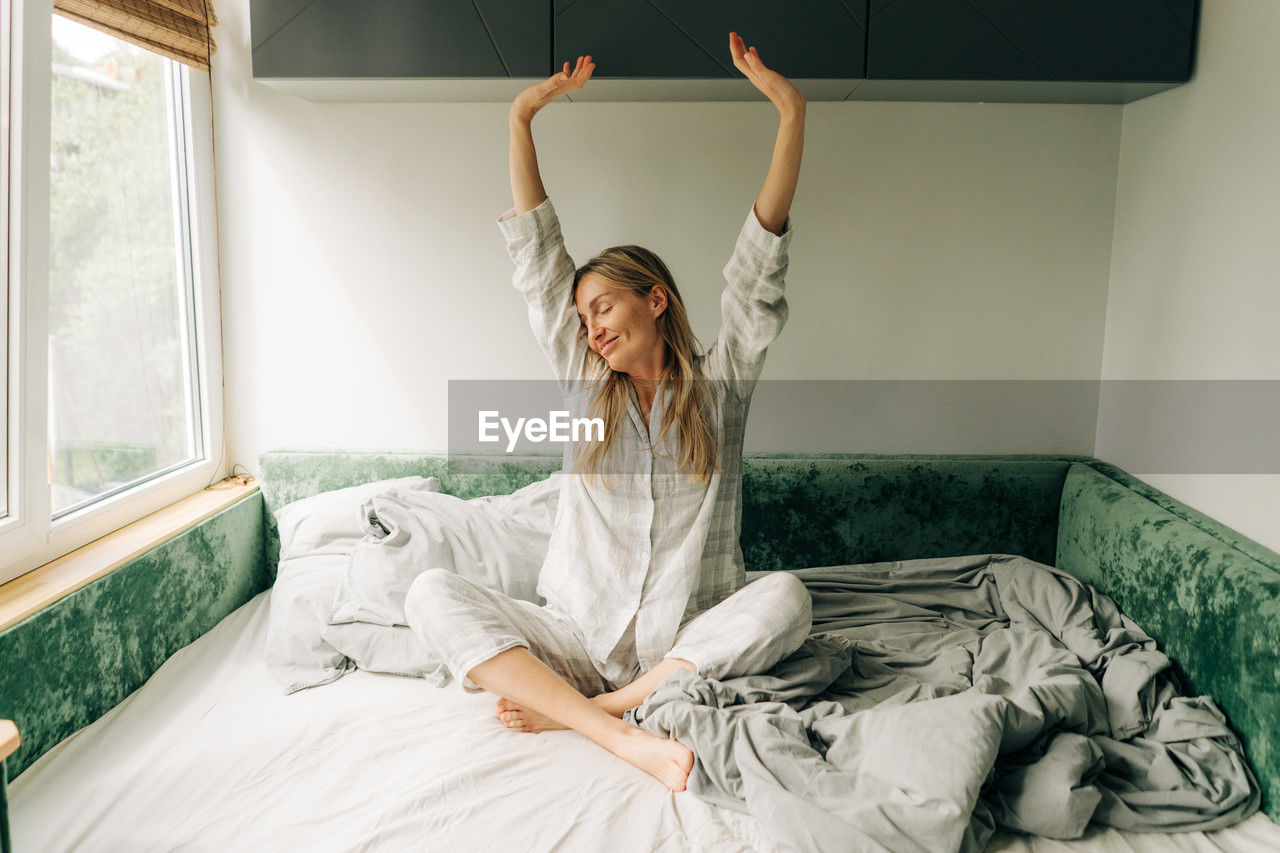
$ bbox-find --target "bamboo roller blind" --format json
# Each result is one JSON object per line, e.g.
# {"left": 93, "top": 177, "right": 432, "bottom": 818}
{"left": 54, "top": 0, "right": 216, "bottom": 71}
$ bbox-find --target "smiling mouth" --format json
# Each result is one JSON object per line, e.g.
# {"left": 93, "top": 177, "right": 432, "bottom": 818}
{"left": 600, "top": 337, "right": 619, "bottom": 356}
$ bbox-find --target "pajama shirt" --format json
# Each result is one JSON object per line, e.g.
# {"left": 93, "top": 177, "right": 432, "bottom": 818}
{"left": 405, "top": 195, "right": 810, "bottom": 692}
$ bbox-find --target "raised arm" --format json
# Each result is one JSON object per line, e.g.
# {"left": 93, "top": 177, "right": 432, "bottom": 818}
{"left": 499, "top": 58, "right": 597, "bottom": 389}
{"left": 730, "top": 32, "right": 806, "bottom": 235}
{"left": 702, "top": 35, "right": 806, "bottom": 400}
{"left": 509, "top": 56, "right": 595, "bottom": 215}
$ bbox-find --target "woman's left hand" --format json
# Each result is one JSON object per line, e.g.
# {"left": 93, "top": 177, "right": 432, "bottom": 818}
{"left": 729, "top": 32, "right": 806, "bottom": 117}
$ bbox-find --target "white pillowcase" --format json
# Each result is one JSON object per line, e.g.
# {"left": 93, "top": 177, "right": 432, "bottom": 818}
{"left": 265, "top": 475, "right": 442, "bottom": 694}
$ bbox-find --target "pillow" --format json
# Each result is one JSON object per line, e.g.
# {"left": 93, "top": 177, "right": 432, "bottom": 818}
{"left": 265, "top": 475, "right": 442, "bottom": 694}
{"left": 275, "top": 475, "right": 441, "bottom": 561}
{"left": 328, "top": 472, "right": 563, "bottom": 629}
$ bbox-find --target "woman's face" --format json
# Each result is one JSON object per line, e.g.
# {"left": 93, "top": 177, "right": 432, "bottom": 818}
{"left": 575, "top": 274, "right": 667, "bottom": 376}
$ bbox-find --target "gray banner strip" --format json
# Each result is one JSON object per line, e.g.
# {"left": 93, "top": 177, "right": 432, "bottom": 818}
{"left": 446, "top": 380, "right": 1280, "bottom": 474}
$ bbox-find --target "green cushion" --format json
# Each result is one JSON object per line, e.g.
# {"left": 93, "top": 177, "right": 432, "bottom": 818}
{"left": 740, "top": 455, "right": 1077, "bottom": 570}
{"left": 259, "top": 451, "right": 1086, "bottom": 576}
{"left": 0, "top": 494, "right": 267, "bottom": 780}
{"left": 1057, "top": 462, "right": 1280, "bottom": 820}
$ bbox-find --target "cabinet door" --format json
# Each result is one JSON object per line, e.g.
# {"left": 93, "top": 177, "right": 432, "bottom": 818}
{"left": 555, "top": 0, "right": 865, "bottom": 79}
{"left": 867, "top": 0, "right": 1197, "bottom": 82}
{"left": 252, "top": 0, "right": 549, "bottom": 78}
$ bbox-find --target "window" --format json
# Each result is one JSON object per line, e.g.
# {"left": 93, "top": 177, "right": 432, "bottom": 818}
{"left": 48, "top": 16, "right": 201, "bottom": 516}
{"left": 0, "top": 0, "right": 224, "bottom": 585}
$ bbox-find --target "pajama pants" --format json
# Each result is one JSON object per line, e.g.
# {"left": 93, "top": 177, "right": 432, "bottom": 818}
{"left": 404, "top": 569, "right": 813, "bottom": 696}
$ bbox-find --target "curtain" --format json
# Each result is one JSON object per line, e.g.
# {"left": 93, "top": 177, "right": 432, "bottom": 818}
{"left": 53, "top": 0, "right": 216, "bottom": 71}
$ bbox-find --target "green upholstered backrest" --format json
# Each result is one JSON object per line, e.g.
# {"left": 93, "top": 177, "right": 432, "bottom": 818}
{"left": 258, "top": 451, "right": 1086, "bottom": 576}
{"left": 1057, "top": 462, "right": 1280, "bottom": 820}
{"left": 739, "top": 455, "right": 1076, "bottom": 570}
{"left": 0, "top": 494, "right": 268, "bottom": 780}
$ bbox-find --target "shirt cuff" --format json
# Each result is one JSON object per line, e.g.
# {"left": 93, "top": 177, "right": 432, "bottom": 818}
{"left": 737, "top": 204, "right": 794, "bottom": 268}
{"left": 497, "top": 196, "right": 563, "bottom": 257}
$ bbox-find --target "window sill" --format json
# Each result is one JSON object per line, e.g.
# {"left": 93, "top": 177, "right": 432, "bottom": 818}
{"left": 0, "top": 477, "right": 259, "bottom": 634}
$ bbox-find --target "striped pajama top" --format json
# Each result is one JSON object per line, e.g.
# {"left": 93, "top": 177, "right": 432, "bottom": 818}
{"left": 496, "top": 196, "right": 794, "bottom": 674}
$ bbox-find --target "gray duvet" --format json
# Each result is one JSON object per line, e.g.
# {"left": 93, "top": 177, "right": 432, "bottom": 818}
{"left": 628, "top": 554, "right": 1259, "bottom": 852}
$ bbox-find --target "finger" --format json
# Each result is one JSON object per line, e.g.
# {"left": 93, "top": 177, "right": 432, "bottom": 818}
{"left": 567, "top": 57, "right": 594, "bottom": 90}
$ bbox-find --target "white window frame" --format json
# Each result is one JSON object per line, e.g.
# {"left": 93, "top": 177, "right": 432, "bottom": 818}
{"left": 1, "top": 0, "right": 226, "bottom": 585}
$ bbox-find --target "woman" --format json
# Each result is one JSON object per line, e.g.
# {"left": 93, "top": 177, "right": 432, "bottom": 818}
{"left": 406, "top": 33, "right": 810, "bottom": 793}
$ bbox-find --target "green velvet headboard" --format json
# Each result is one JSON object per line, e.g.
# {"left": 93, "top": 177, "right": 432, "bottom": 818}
{"left": 1057, "top": 462, "right": 1280, "bottom": 821}
{"left": 258, "top": 451, "right": 1094, "bottom": 578}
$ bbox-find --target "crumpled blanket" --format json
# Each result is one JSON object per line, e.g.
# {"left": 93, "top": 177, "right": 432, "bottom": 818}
{"left": 628, "top": 554, "right": 1259, "bottom": 853}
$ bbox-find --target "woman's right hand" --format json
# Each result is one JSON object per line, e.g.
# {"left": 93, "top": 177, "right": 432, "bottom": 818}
{"left": 511, "top": 55, "right": 596, "bottom": 123}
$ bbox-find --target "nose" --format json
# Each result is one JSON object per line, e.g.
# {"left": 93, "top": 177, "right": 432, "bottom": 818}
{"left": 587, "top": 319, "right": 607, "bottom": 346}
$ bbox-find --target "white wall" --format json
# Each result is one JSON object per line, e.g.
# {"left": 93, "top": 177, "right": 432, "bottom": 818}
{"left": 1098, "top": 0, "right": 1280, "bottom": 553}
{"left": 212, "top": 0, "right": 1121, "bottom": 473}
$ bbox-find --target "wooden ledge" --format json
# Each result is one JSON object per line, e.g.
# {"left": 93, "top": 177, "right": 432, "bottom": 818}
{"left": 1, "top": 719, "right": 19, "bottom": 762}
{"left": 0, "top": 477, "right": 259, "bottom": 634}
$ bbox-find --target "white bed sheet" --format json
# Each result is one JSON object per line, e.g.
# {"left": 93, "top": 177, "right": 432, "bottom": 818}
{"left": 10, "top": 590, "right": 1280, "bottom": 853}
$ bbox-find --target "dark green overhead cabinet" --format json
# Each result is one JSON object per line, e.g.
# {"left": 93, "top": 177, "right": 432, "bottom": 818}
{"left": 552, "top": 0, "right": 867, "bottom": 100}
{"left": 250, "top": 0, "right": 1200, "bottom": 103}
{"left": 858, "top": 0, "right": 1200, "bottom": 102}
{"left": 250, "top": 0, "right": 550, "bottom": 100}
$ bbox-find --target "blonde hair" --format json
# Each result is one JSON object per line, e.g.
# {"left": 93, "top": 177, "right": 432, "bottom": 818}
{"left": 570, "top": 245, "right": 720, "bottom": 486}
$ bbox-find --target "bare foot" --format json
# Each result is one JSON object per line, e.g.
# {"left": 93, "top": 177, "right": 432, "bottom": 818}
{"left": 608, "top": 726, "right": 694, "bottom": 793}
{"left": 497, "top": 694, "right": 631, "bottom": 731}
{"left": 495, "top": 697, "right": 567, "bottom": 732}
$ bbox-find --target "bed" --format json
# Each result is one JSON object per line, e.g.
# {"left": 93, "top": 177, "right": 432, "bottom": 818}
{"left": 2, "top": 452, "right": 1278, "bottom": 851}
{"left": 8, "top": 587, "right": 1280, "bottom": 852}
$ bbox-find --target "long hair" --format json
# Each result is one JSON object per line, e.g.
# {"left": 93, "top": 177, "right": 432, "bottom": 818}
{"left": 570, "top": 245, "right": 720, "bottom": 486}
